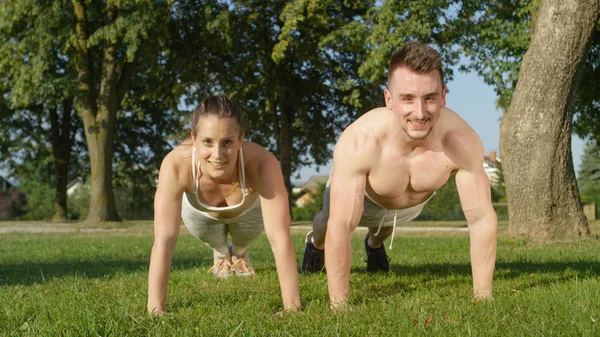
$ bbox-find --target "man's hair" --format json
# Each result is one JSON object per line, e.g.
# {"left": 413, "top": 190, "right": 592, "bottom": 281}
{"left": 387, "top": 42, "right": 445, "bottom": 87}
{"left": 191, "top": 94, "right": 245, "bottom": 136}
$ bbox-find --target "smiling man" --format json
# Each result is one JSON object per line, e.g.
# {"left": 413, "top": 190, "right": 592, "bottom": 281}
{"left": 301, "top": 42, "right": 497, "bottom": 310}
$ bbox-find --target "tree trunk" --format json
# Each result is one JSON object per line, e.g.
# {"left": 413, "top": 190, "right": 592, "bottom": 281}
{"left": 72, "top": 1, "right": 123, "bottom": 222}
{"left": 500, "top": 0, "right": 598, "bottom": 241}
{"left": 85, "top": 120, "right": 119, "bottom": 222}
{"left": 50, "top": 100, "right": 74, "bottom": 222}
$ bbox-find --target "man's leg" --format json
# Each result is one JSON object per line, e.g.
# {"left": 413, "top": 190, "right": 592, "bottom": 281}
{"left": 311, "top": 210, "right": 327, "bottom": 249}
{"left": 301, "top": 210, "right": 327, "bottom": 273}
{"left": 365, "top": 226, "right": 393, "bottom": 273}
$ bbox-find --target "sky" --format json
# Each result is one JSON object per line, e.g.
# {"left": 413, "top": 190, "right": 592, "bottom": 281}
{"left": 293, "top": 69, "right": 587, "bottom": 185}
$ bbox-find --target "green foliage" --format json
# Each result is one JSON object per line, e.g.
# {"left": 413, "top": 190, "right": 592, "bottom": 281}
{"left": 114, "top": 173, "right": 156, "bottom": 221}
{"left": 357, "top": 0, "right": 462, "bottom": 84}
{"left": 418, "top": 174, "right": 465, "bottom": 221}
{"left": 578, "top": 140, "right": 600, "bottom": 207}
{"left": 13, "top": 161, "right": 56, "bottom": 220}
{"left": 490, "top": 164, "right": 508, "bottom": 221}
{"left": 67, "top": 182, "right": 90, "bottom": 220}
{"left": 456, "top": 0, "right": 535, "bottom": 110}
{"left": 457, "top": 1, "right": 600, "bottom": 142}
{"left": 176, "top": 1, "right": 382, "bottom": 179}
{"left": 0, "top": 0, "right": 184, "bottom": 221}
{"left": 292, "top": 182, "right": 326, "bottom": 221}
{"left": 572, "top": 24, "right": 600, "bottom": 142}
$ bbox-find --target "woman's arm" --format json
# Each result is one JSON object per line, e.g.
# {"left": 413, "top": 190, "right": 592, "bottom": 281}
{"left": 255, "top": 152, "right": 301, "bottom": 311}
{"left": 147, "top": 154, "right": 185, "bottom": 314}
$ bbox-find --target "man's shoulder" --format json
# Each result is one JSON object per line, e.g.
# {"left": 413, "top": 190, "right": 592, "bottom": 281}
{"left": 439, "top": 108, "right": 484, "bottom": 169}
{"left": 342, "top": 107, "right": 391, "bottom": 141}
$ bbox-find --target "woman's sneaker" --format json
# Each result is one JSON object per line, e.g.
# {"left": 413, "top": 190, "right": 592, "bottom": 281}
{"left": 208, "top": 251, "right": 233, "bottom": 278}
{"left": 301, "top": 231, "right": 325, "bottom": 273}
{"left": 231, "top": 251, "right": 256, "bottom": 277}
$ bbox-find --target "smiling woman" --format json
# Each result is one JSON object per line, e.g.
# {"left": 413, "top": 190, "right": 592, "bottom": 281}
{"left": 147, "top": 95, "right": 301, "bottom": 315}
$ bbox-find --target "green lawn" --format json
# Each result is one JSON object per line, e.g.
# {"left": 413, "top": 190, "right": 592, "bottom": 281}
{"left": 1, "top": 222, "right": 599, "bottom": 336}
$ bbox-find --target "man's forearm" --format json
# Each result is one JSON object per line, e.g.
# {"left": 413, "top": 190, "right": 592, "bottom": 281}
{"left": 325, "top": 224, "right": 353, "bottom": 308}
{"left": 468, "top": 217, "right": 497, "bottom": 299}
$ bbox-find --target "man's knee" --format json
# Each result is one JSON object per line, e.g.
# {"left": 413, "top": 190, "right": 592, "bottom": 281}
{"left": 368, "top": 226, "right": 393, "bottom": 242}
{"left": 311, "top": 211, "right": 328, "bottom": 247}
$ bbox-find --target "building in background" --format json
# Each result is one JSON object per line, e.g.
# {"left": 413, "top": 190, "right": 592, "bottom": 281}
{"left": 0, "top": 176, "right": 27, "bottom": 220}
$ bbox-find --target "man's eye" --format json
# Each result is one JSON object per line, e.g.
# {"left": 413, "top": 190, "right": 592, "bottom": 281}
{"left": 203, "top": 140, "right": 212, "bottom": 145}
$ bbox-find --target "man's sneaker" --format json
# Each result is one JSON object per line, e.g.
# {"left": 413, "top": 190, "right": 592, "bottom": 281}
{"left": 301, "top": 231, "right": 325, "bottom": 273}
{"left": 231, "top": 251, "right": 256, "bottom": 277}
{"left": 208, "top": 251, "right": 233, "bottom": 278}
{"left": 365, "top": 233, "right": 390, "bottom": 273}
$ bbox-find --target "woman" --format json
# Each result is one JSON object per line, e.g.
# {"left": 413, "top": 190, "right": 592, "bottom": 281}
{"left": 147, "top": 95, "right": 301, "bottom": 315}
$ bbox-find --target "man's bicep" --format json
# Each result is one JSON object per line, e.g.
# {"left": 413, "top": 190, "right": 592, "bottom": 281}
{"left": 328, "top": 160, "right": 367, "bottom": 230}
{"left": 455, "top": 167, "right": 494, "bottom": 224}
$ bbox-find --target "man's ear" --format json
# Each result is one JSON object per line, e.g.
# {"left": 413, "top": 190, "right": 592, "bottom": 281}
{"left": 383, "top": 88, "right": 393, "bottom": 110}
{"left": 441, "top": 86, "right": 448, "bottom": 107}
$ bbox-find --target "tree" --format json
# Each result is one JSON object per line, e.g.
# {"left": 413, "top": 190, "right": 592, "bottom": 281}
{"left": 499, "top": 0, "right": 598, "bottom": 241}
{"left": 417, "top": 174, "right": 466, "bottom": 221}
{"left": 578, "top": 140, "right": 600, "bottom": 206}
{"left": 1, "top": 1, "right": 182, "bottom": 222}
{"left": 70, "top": 0, "right": 175, "bottom": 221}
{"left": 174, "top": 1, "right": 382, "bottom": 207}
{"left": 572, "top": 23, "right": 600, "bottom": 141}
{"left": 0, "top": 2, "right": 85, "bottom": 221}
{"left": 292, "top": 182, "right": 327, "bottom": 221}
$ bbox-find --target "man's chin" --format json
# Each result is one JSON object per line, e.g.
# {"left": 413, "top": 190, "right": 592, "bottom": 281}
{"left": 405, "top": 129, "right": 431, "bottom": 140}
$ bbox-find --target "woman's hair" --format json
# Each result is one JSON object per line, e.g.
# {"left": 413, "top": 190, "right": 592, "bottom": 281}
{"left": 191, "top": 94, "right": 245, "bottom": 136}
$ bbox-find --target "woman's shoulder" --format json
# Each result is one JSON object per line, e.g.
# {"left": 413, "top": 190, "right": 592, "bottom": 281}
{"left": 242, "top": 142, "right": 280, "bottom": 186}
{"left": 160, "top": 142, "right": 193, "bottom": 179}
{"left": 242, "top": 141, "right": 275, "bottom": 162}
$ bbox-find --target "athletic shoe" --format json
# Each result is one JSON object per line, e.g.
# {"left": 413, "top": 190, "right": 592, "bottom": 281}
{"left": 301, "top": 231, "right": 325, "bottom": 273}
{"left": 231, "top": 251, "right": 256, "bottom": 277}
{"left": 208, "top": 252, "right": 233, "bottom": 278}
{"left": 365, "top": 233, "right": 390, "bottom": 273}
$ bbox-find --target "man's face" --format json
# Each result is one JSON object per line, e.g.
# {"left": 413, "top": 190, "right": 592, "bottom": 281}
{"left": 384, "top": 66, "right": 447, "bottom": 141}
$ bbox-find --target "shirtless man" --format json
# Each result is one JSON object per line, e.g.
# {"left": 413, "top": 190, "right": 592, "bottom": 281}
{"left": 301, "top": 42, "right": 497, "bottom": 309}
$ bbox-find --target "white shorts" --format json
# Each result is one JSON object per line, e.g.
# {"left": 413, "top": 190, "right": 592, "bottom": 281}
{"left": 322, "top": 180, "right": 434, "bottom": 227}
{"left": 181, "top": 194, "right": 264, "bottom": 247}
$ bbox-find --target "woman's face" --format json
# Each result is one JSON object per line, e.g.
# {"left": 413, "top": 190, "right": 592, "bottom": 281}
{"left": 193, "top": 115, "right": 243, "bottom": 182}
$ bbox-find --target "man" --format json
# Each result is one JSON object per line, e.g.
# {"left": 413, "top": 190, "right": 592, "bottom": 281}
{"left": 302, "top": 42, "right": 497, "bottom": 310}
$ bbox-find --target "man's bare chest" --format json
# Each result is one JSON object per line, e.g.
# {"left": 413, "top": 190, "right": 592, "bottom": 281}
{"left": 366, "top": 152, "right": 456, "bottom": 208}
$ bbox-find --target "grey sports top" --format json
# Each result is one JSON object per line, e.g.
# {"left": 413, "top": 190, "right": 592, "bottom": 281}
{"left": 183, "top": 146, "right": 258, "bottom": 213}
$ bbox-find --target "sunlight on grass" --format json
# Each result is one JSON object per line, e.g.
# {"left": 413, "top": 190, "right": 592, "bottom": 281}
{"left": 0, "top": 223, "right": 598, "bottom": 336}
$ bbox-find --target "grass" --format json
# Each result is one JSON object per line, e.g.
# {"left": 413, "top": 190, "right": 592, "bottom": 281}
{"left": 1, "top": 221, "right": 599, "bottom": 336}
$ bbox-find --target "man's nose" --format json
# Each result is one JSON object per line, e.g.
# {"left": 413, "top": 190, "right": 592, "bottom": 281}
{"left": 413, "top": 100, "right": 426, "bottom": 118}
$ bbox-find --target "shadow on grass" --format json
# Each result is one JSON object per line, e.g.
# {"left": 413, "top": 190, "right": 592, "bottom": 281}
{"left": 344, "top": 260, "right": 600, "bottom": 303}
{"left": 2, "top": 258, "right": 599, "bottom": 287}
{"left": 0, "top": 256, "right": 212, "bottom": 286}
{"left": 385, "top": 261, "right": 600, "bottom": 277}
